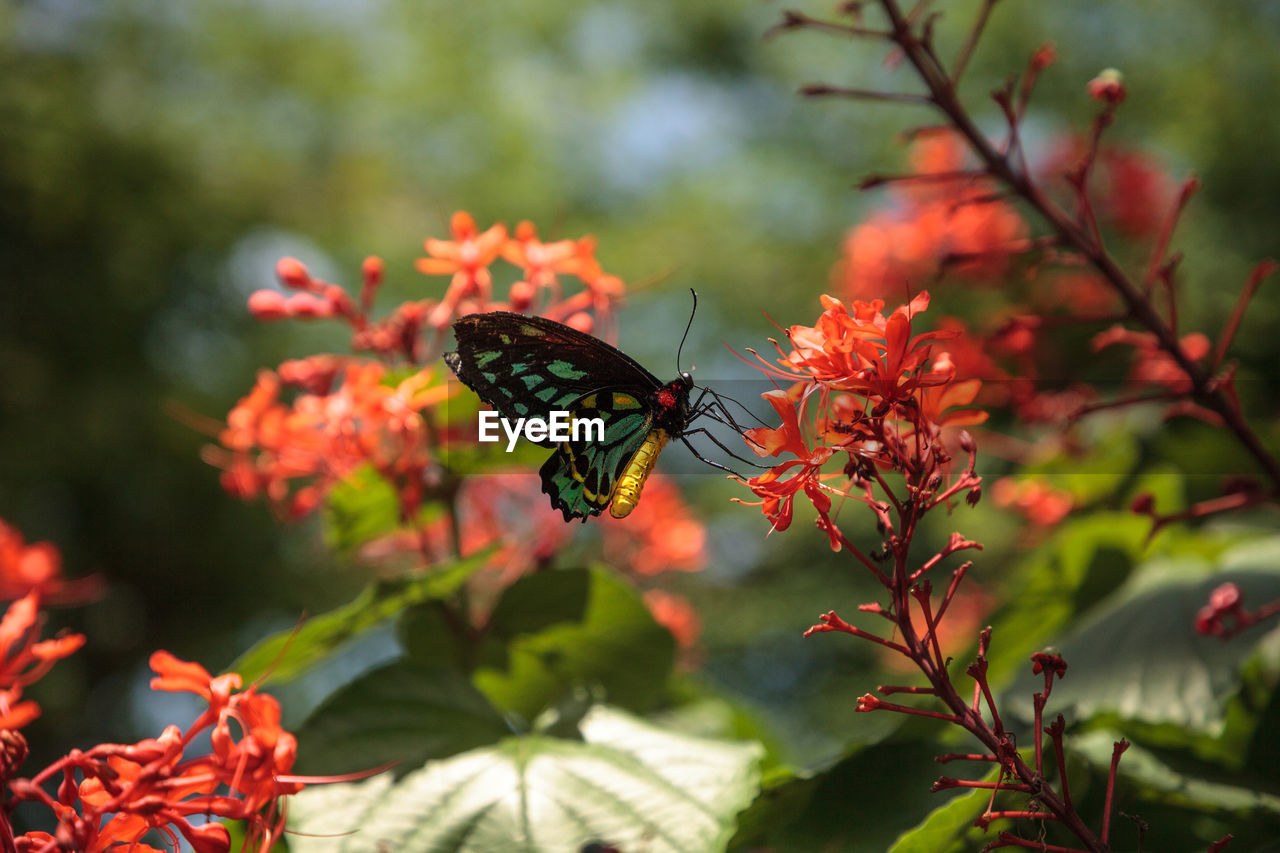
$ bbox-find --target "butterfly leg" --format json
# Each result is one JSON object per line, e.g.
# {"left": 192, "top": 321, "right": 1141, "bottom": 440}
{"left": 680, "top": 427, "right": 771, "bottom": 473}
{"left": 679, "top": 434, "right": 747, "bottom": 479}
{"left": 693, "top": 386, "right": 772, "bottom": 431}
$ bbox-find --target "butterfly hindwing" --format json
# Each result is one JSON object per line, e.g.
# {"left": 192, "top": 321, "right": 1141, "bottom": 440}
{"left": 540, "top": 391, "right": 655, "bottom": 522}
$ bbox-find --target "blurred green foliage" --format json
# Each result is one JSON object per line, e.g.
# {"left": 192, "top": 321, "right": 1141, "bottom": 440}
{"left": 2, "top": 0, "right": 1279, "bottom": 848}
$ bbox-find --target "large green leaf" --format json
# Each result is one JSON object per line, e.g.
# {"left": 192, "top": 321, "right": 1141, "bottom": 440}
{"left": 1004, "top": 538, "right": 1280, "bottom": 735}
{"left": 985, "top": 511, "right": 1150, "bottom": 686}
{"left": 469, "top": 567, "right": 676, "bottom": 720}
{"left": 229, "top": 552, "right": 489, "bottom": 684}
{"left": 293, "top": 660, "right": 511, "bottom": 776}
{"left": 1071, "top": 730, "right": 1280, "bottom": 818}
{"left": 887, "top": 771, "right": 998, "bottom": 853}
{"left": 287, "top": 705, "right": 763, "bottom": 853}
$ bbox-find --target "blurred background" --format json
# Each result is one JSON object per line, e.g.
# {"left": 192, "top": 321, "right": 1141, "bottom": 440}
{"left": 2, "top": 0, "right": 1279, "bottom": 825}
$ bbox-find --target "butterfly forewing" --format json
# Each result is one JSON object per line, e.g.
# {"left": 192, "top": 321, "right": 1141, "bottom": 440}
{"left": 446, "top": 313, "right": 661, "bottom": 429}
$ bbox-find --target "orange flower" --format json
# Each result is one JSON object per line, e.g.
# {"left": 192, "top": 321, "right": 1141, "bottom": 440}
{"left": 739, "top": 292, "right": 985, "bottom": 543}
{"left": 992, "top": 477, "right": 1073, "bottom": 526}
{"left": 0, "top": 518, "right": 99, "bottom": 604}
{"left": 501, "top": 220, "right": 595, "bottom": 289}
{"left": 12, "top": 653, "right": 310, "bottom": 853}
{"left": 212, "top": 362, "right": 452, "bottom": 521}
{"left": 416, "top": 211, "right": 508, "bottom": 327}
{"left": 0, "top": 591, "right": 85, "bottom": 730}
{"left": 1093, "top": 325, "right": 1210, "bottom": 395}
{"left": 601, "top": 474, "right": 706, "bottom": 577}
{"left": 643, "top": 590, "right": 701, "bottom": 648}
{"left": 838, "top": 132, "right": 1028, "bottom": 301}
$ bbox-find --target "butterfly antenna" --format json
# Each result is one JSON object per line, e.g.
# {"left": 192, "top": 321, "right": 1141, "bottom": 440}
{"left": 676, "top": 288, "right": 697, "bottom": 374}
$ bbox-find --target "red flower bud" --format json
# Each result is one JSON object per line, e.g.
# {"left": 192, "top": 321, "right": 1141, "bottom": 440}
{"left": 361, "top": 256, "right": 384, "bottom": 288}
{"left": 1032, "top": 43, "right": 1056, "bottom": 71}
{"left": 509, "top": 280, "right": 536, "bottom": 312}
{"left": 1129, "top": 492, "right": 1155, "bottom": 514}
{"left": 1208, "top": 582, "right": 1242, "bottom": 612}
{"left": 1088, "top": 68, "right": 1126, "bottom": 104}
{"left": 565, "top": 312, "right": 594, "bottom": 334}
{"left": 276, "top": 257, "right": 312, "bottom": 289}
{"left": 247, "top": 290, "right": 289, "bottom": 321}
{"left": 181, "top": 820, "right": 232, "bottom": 853}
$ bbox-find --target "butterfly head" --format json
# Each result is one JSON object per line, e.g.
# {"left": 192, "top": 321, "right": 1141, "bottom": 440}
{"left": 654, "top": 373, "right": 695, "bottom": 433}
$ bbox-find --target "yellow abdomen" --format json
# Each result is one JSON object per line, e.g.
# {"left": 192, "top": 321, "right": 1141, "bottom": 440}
{"left": 609, "top": 429, "right": 670, "bottom": 518}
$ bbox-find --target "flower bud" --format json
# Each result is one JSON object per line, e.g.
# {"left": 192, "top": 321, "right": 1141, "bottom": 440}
{"left": 1129, "top": 492, "right": 1155, "bottom": 514}
{"left": 1208, "top": 582, "right": 1241, "bottom": 612}
{"left": 565, "top": 312, "right": 594, "bottom": 334}
{"left": 1088, "top": 68, "right": 1126, "bottom": 104}
{"left": 276, "top": 257, "right": 312, "bottom": 289}
{"left": 247, "top": 290, "right": 289, "bottom": 321}
{"left": 1032, "top": 43, "right": 1056, "bottom": 71}
{"left": 362, "top": 255, "right": 384, "bottom": 288}
{"left": 509, "top": 281, "right": 536, "bottom": 312}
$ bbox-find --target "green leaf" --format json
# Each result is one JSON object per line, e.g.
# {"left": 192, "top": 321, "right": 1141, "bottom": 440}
{"left": 887, "top": 772, "right": 997, "bottom": 853}
{"left": 1005, "top": 537, "right": 1280, "bottom": 735}
{"left": 286, "top": 705, "right": 763, "bottom": 853}
{"left": 986, "top": 511, "right": 1150, "bottom": 686}
{"left": 293, "top": 660, "right": 511, "bottom": 776}
{"left": 229, "top": 552, "right": 489, "bottom": 684}
{"left": 322, "top": 464, "right": 405, "bottom": 559}
{"left": 1071, "top": 729, "right": 1280, "bottom": 817}
{"left": 470, "top": 567, "right": 676, "bottom": 720}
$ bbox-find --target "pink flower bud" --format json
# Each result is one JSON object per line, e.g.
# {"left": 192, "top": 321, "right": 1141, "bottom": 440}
{"left": 276, "top": 257, "right": 312, "bottom": 289}
{"left": 565, "top": 312, "right": 594, "bottom": 334}
{"left": 1088, "top": 68, "right": 1126, "bottom": 104}
{"left": 509, "top": 281, "right": 535, "bottom": 312}
{"left": 1208, "top": 582, "right": 1242, "bottom": 612}
{"left": 362, "top": 255, "right": 384, "bottom": 288}
{"left": 247, "top": 290, "right": 289, "bottom": 320}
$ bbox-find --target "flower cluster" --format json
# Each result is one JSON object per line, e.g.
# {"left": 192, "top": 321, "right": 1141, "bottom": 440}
{"left": 221, "top": 212, "right": 628, "bottom": 527}
{"left": 211, "top": 360, "right": 452, "bottom": 521}
{"left": 0, "top": 520, "right": 317, "bottom": 853}
{"left": 739, "top": 292, "right": 985, "bottom": 549}
{"left": 839, "top": 132, "right": 1029, "bottom": 302}
{"left": 0, "top": 593, "right": 84, "bottom": 731}
{"left": 8, "top": 653, "right": 305, "bottom": 853}
{"left": 221, "top": 213, "right": 707, "bottom": 647}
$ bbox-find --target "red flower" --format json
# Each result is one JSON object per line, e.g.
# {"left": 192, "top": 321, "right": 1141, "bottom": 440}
{"left": 838, "top": 132, "right": 1028, "bottom": 301}
{"left": 1093, "top": 325, "right": 1210, "bottom": 396}
{"left": 740, "top": 389, "right": 841, "bottom": 543}
{"left": 12, "top": 653, "right": 313, "bottom": 853}
{"left": 0, "top": 592, "right": 85, "bottom": 730}
{"left": 0, "top": 518, "right": 99, "bottom": 604}
{"left": 992, "top": 477, "right": 1073, "bottom": 526}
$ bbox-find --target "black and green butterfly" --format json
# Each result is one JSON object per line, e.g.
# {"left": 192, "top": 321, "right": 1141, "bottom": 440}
{"left": 445, "top": 310, "right": 753, "bottom": 522}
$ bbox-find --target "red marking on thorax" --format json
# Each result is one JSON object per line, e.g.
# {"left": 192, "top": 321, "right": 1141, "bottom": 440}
{"left": 657, "top": 389, "right": 677, "bottom": 409}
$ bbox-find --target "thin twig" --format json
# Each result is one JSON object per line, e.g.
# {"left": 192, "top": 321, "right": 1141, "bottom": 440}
{"left": 800, "top": 83, "right": 933, "bottom": 105}
{"left": 1212, "top": 259, "right": 1278, "bottom": 371}
{"left": 952, "top": 0, "right": 999, "bottom": 84}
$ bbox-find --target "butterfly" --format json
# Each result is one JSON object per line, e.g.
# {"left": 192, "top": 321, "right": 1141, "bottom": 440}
{"left": 445, "top": 310, "right": 748, "bottom": 522}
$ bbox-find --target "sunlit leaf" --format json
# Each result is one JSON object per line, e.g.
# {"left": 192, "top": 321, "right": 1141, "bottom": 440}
{"left": 287, "top": 705, "right": 763, "bottom": 853}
